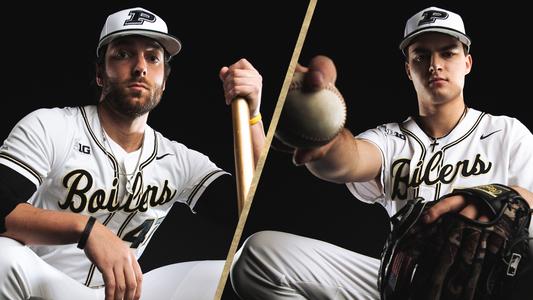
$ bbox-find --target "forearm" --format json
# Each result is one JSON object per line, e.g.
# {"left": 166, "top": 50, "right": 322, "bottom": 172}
{"left": 250, "top": 121, "right": 266, "bottom": 166}
{"left": 1, "top": 203, "right": 87, "bottom": 245}
{"left": 510, "top": 186, "right": 533, "bottom": 208}
{"left": 306, "top": 129, "right": 381, "bottom": 184}
{"left": 305, "top": 129, "right": 357, "bottom": 183}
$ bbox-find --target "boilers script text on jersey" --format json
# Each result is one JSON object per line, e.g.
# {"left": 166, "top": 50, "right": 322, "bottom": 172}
{"left": 59, "top": 169, "right": 176, "bottom": 213}
{"left": 391, "top": 152, "right": 492, "bottom": 199}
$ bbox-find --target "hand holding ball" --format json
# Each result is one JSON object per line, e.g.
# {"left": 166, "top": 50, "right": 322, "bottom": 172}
{"left": 275, "top": 72, "right": 346, "bottom": 148}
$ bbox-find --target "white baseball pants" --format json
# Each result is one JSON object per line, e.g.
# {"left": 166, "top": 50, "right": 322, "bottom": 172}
{"left": 230, "top": 231, "right": 380, "bottom": 300}
{"left": 0, "top": 237, "right": 223, "bottom": 300}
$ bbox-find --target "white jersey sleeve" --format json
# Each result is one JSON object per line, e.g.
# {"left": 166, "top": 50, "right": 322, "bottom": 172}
{"left": 507, "top": 118, "right": 533, "bottom": 191}
{"left": 345, "top": 126, "right": 389, "bottom": 204}
{"left": 0, "top": 108, "right": 74, "bottom": 188}
{"left": 166, "top": 140, "right": 229, "bottom": 211}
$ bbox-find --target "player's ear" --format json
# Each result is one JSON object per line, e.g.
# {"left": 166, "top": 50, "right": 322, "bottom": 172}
{"left": 95, "top": 64, "right": 104, "bottom": 87}
{"left": 464, "top": 54, "right": 473, "bottom": 75}
{"left": 405, "top": 62, "right": 413, "bottom": 80}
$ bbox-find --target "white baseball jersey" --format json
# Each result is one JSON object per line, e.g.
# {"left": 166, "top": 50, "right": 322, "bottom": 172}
{"left": 347, "top": 108, "right": 533, "bottom": 217}
{"left": 0, "top": 105, "right": 227, "bottom": 287}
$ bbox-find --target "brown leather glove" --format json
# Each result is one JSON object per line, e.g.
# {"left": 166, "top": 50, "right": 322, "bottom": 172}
{"left": 379, "top": 184, "right": 532, "bottom": 300}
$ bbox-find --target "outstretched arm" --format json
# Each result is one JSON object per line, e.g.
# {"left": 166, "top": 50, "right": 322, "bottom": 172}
{"left": 301, "top": 129, "right": 383, "bottom": 184}
{"left": 289, "top": 55, "right": 382, "bottom": 184}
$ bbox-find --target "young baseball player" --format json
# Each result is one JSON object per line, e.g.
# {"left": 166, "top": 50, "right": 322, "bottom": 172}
{"left": 0, "top": 7, "right": 264, "bottom": 300}
{"left": 230, "top": 6, "right": 533, "bottom": 299}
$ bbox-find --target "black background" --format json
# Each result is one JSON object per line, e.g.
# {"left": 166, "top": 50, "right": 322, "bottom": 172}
{"left": 222, "top": 0, "right": 533, "bottom": 299}
{"left": 3, "top": 0, "right": 533, "bottom": 299}
{"left": 2, "top": 0, "right": 308, "bottom": 276}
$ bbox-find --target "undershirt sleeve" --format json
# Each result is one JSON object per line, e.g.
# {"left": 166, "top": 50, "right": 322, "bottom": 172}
{"left": 0, "top": 164, "right": 37, "bottom": 233}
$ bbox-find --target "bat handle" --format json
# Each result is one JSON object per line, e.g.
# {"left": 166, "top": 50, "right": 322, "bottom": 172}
{"left": 231, "top": 98, "right": 254, "bottom": 215}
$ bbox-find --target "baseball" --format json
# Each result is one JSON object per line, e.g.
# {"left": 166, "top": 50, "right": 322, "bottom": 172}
{"left": 275, "top": 72, "right": 346, "bottom": 148}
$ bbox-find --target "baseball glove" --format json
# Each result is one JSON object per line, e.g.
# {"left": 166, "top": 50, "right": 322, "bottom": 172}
{"left": 378, "top": 184, "right": 532, "bottom": 300}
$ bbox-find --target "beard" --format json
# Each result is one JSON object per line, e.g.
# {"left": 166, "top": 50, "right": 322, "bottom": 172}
{"left": 100, "top": 76, "right": 164, "bottom": 117}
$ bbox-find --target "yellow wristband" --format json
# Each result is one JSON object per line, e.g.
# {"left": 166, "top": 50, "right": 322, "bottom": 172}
{"left": 249, "top": 113, "right": 262, "bottom": 125}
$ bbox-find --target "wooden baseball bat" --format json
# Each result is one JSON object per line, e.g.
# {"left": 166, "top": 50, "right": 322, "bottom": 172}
{"left": 231, "top": 98, "right": 254, "bottom": 215}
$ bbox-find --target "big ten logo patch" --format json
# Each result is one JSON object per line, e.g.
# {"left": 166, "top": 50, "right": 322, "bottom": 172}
{"left": 75, "top": 142, "right": 91, "bottom": 154}
{"left": 379, "top": 125, "right": 406, "bottom": 140}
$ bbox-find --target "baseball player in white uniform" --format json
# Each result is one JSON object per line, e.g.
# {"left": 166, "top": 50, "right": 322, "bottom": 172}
{"left": 230, "top": 6, "right": 533, "bottom": 299}
{"left": 0, "top": 7, "right": 264, "bottom": 300}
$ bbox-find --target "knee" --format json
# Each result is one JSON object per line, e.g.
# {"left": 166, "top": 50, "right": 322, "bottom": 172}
{"left": 0, "top": 237, "right": 31, "bottom": 283}
{"left": 230, "top": 231, "right": 290, "bottom": 296}
{"left": 233, "top": 230, "right": 287, "bottom": 265}
{"left": 0, "top": 237, "right": 26, "bottom": 269}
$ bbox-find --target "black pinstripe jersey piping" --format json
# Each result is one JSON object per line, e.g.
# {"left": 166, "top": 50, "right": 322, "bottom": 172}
{"left": 79, "top": 107, "right": 120, "bottom": 179}
{"left": 79, "top": 108, "right": 157, "bottom": 287}
{"left": 433, "top": 112, "right": 486, "bottom": 199}
{"left": 400, "top": 125, "right": 426, "bottom": 199}
{"left": 441, "top": 113, "right": 485, "bottom": 152}
{"left": 139, "top": 130, "right": 157, "bottom": 171}
{"left": 117, "top": 211, "right": 138, "bottom": 238}
{"left": 186, "top": 169, "right": 226, "bottom": 205}
{"left": 0, "top": 152, "right": 43, "bottom": 184}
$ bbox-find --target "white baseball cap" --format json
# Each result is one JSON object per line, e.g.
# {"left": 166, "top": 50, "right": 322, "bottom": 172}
{"left": 97, "top": 7, "right": 182, "bottom": 58}
{"left": 399, "top": 7, "right": 471, "bottom": 54}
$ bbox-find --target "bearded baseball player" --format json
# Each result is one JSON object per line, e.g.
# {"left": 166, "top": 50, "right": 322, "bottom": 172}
{"left": 231, "top": 6, "right": 533, "bottom": 299}
{"left": 0, "top": 7, "right": 264, "bottom": 300}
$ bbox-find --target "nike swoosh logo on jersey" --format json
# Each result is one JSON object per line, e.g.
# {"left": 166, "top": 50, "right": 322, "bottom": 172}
{"left": 156, "top": 153, "right": 175, "bottom": 160}
{"left": 480, "top": 129, "right": 502, "bottom": 140}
